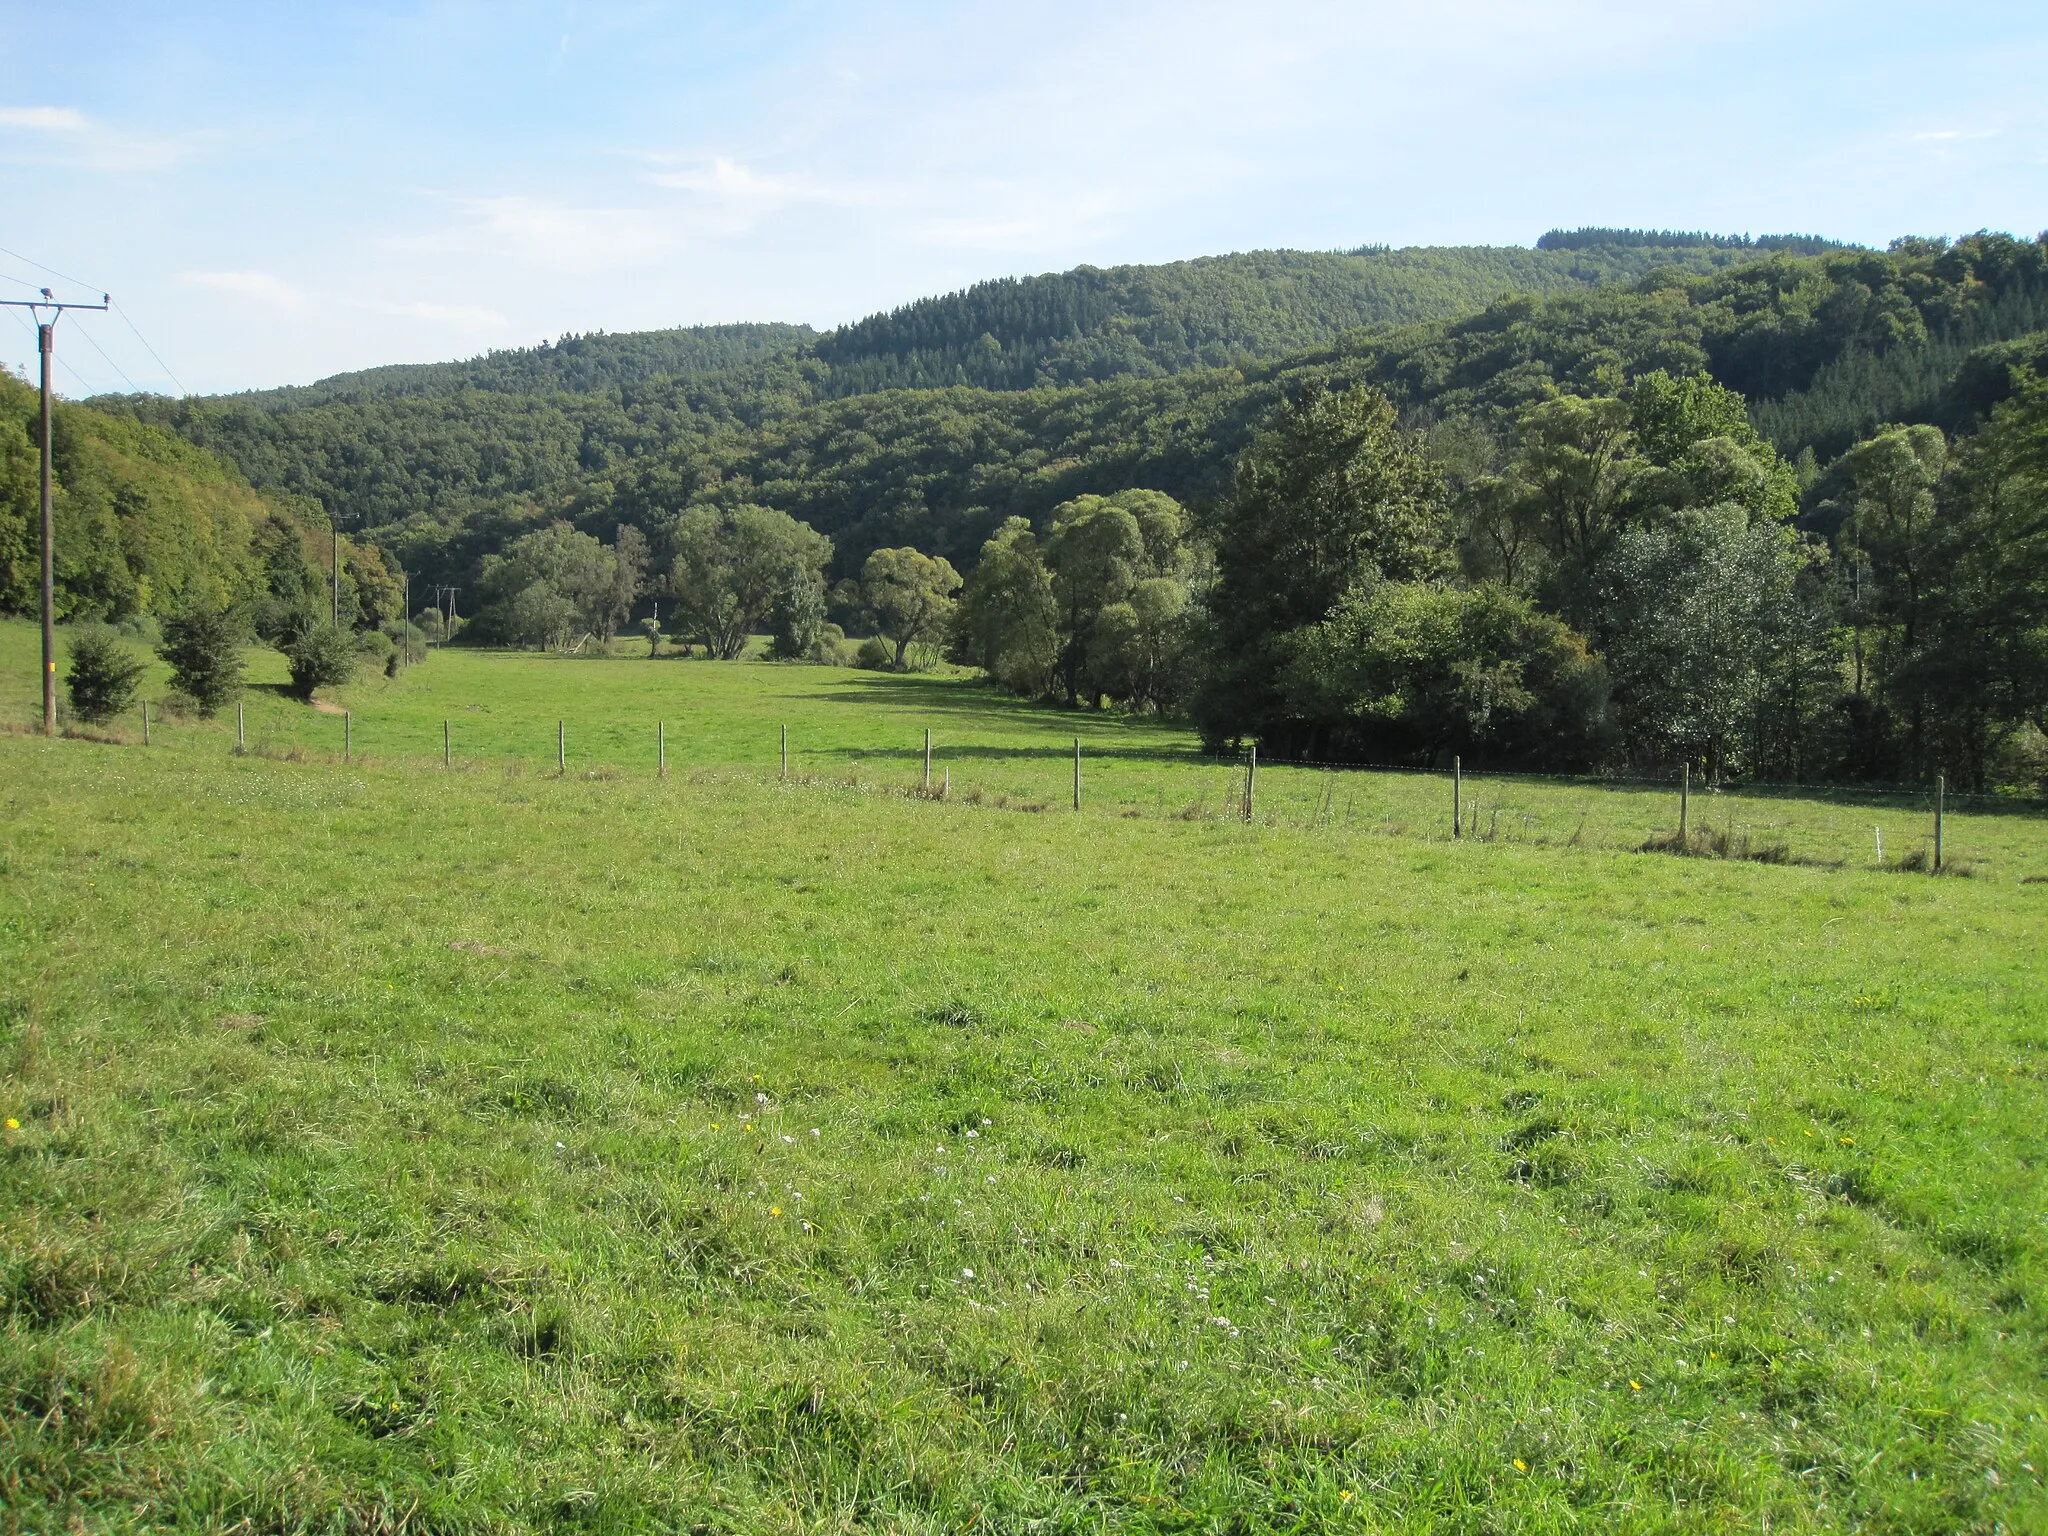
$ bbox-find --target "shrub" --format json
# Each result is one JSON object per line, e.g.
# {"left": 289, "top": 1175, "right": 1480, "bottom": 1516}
{"left": 65, "top": 627, "right": 146, "bottom": 723}
{"left": 282, "top": 621, "right": 360, "bottom": 701}
{"left": 157, "top": 607, "right": 246, "bottom": 717}
{"left": 855, "top": 636, "right": 895, "bottom": 671}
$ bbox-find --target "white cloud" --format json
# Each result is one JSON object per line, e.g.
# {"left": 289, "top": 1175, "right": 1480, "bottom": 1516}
{"left": 0, "top": 106, "right": 89, "bottom": 133}
{"left": 394, "top": 195, "right": 676, "bottom": 273}
{"left": 177, "top": 270, "right": 306, "bottom": 309}
{"left": 0, "top": 104, "right": 200, "bottom": 172}
{"left": 369, "top": 300, "right": 508, "bottom": 328}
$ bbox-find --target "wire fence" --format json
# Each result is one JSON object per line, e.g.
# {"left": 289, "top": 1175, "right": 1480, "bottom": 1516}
{"left": 17, "top": 696, "right": 2048, "bottom": 883}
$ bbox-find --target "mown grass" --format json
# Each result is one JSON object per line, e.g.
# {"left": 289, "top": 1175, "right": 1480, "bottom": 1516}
{"left": 3, "top": 626, "right": 2047, "bottom": 1532}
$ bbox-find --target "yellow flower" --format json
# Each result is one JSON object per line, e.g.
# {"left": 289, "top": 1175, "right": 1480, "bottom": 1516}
{"left": 1629, "top": 1380, "right": 1641, "bottom": 1391}
{"left": 3, "top": 1118, "right": 16, "bottom": 1131}
{"left": 1839, "top": 1136, "right": 1855, "bottom": 1146}
{"left": 709, "top": 1123, "right": 719, "bottom": 1131}
{"left": 1339, "top": 1490, "right": 1353, "bottom": 1502}
{"left": 1513, "top": 1458, "right": 1528, "bottom": 1472}
{"left": 769, "top": 1206, "right": 781, "bottom": 1217}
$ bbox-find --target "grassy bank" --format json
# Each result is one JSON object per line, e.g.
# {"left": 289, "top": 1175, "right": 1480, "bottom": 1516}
{"left": 3, "top": 690, "right": 2045, "bottom": 1528}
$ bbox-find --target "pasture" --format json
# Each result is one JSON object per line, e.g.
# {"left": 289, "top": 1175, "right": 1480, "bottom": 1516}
{"left": 2, "top": 620, "right": 2046, "bottom": 1532}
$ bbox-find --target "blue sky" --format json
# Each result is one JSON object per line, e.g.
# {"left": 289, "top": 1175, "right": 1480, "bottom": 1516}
{"left": 1, "top": 0, "right": 2043, "bottom": 395}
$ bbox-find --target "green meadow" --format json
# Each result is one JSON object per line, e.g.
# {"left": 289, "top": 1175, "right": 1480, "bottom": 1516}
{"left": 3, "top": 621, "right": 2047, "bottom": 1532}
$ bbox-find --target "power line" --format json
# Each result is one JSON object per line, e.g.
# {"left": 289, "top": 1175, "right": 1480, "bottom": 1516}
{"left": 0, "top": 247, "right": 189, "bottom": 396}
{"left": 73, "top": 323, "right": 142, "bottom": 395}
{"left": 110, "top": 300, "right": 188, "bottom": 396}
{"left": 0, "top": 243, "right": 103, "bottom": 295}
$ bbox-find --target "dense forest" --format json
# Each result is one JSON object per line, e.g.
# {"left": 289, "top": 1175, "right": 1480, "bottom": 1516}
{"left": 16, "top": 228, "right": 2048, "bottom": 787}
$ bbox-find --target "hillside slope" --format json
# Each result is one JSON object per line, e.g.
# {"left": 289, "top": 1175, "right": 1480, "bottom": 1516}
{"left": 1, "top": 371, "right": 317, "bottom": 622}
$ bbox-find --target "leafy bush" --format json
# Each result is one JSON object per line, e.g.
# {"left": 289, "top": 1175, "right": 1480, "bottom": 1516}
{"left": 854, "top": 636, "right": 895, "bottom": 671}
{"left": 282, "top": 621, "right": 360, "bottom": 701}
{"left": 64, "top": 626, "right": 146, "bottom": 723}
{"left": 157, "top": 607, "right": 246, "bottom": 716}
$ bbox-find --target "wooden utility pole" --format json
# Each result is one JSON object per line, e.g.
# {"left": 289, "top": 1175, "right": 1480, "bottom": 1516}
{"left": 2, "top": 289, "right": 108, "bottom": 733}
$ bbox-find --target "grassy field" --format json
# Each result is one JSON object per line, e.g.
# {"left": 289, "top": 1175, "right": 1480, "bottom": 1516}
{"left": 6, "top": 621, "right": 2041, "bottom": 876}
{"left": 3, "top": 624, "right": 2048, "bottom": 1532}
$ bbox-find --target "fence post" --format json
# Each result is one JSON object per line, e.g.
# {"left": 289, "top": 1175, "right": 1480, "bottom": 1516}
{"left": 781, "top": 724, "right": 788, "bottom": 781}
{"left": 236, "top": 701, "right": 245, "bottom": 753}
{"left": 1452, "top": 756, "right": 1462, "bottom": 839}
{"left": 443, "top": 719, "right": 450, "bottom": 769}
{"left": 924, "top": 728, "right": 932, "bottom": 792}
{"left": 142, "top": 701, "right": 150, "bottom": 747}
{"left": 658, "top": 719, "right": 666, "bottom": 779}
{"left": 343, "top": 710, "right": 351, "bottom": 765}
{"left": 1680, "top": 762, "right": 1689, "bottom": 843}
{"left": 1246, "top": 744, "right": 1257, "bottom": 822}
{"left": 1073, "top": 737, "right": 1081, "bottom": 812}
{"left": 1934, "top": 773, "right": 1944, "bottom": 873}
{"left": 558, "top": 720, "right": 566, "bottom": 775}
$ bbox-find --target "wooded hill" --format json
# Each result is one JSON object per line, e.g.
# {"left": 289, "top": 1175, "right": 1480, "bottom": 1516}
{"left": 94, "top": 231, "right": 2048, "bottom": 588}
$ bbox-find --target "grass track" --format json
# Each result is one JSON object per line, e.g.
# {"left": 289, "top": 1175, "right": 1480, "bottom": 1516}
{"left": 3, "top": 645, "right": 2048, "bottom": 1529}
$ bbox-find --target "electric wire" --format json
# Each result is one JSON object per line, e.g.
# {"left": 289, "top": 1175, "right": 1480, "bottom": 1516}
{"left": 0, "top": 244, "right": 189, "bottom": 395}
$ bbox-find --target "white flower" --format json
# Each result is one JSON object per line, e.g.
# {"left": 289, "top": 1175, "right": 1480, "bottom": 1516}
{"left": 756, "top": 1093, "right": 768, "bottom": 1104}
{"left": 965, "top": 1129, "right": 979, "bottom": 1139}
{"left": 810, "top": 1128, "right": 820, "bottom": 1137}
{"left": 981, "top": 1118, "right": 992, "bottom": 1127}
{"left": 962, "top": 1267, "right": 975, "bottom": 1279}
{"left": 781, "top": 1135, "right": 795, "bottom": 1143}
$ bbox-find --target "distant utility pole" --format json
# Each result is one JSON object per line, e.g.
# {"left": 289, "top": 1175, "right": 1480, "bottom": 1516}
{"left": 330, "top": 512, "right": 354, "bottom": 627}
{"left": 2, "top": 287, "right": 109, "bottom": 734}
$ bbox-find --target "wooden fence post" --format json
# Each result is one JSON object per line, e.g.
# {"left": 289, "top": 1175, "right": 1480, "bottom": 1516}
{"left": 1246, "top": 744, "right": 1257, "bottom": 822}
{"left": 1680, "top": 762, "right": 1690, "bottom": 843}
{"left": 558, "top": 720, "right": 565, "bottom": 775}
{"left": 1452, "top": 756, "right": 1462, "bottom": 839}
{"left": 343, "top": 710, "right": 351, "bottom": 765}
{"left": 443, "top": 719, "right": 450, "bottom": 769}
{"left": 1934, "top": 773, "right": 1945, "bottom": 873}
{"left": 1073, "top": 738, "right": 1081, "bottom": 811}
{"left": 781, "top": 724, "right": 788, "bottom": 780}
{"left": 142, "top": 701, "right": 150, "bottom": 746}
{"left": 236, "top": 701, "right": 245, "bottom": 753}
{"left": 924, "top": 728, "right": 932, "bottom": 791}
{"left": 658, "top": 719, "right": 666, "bottom": 779}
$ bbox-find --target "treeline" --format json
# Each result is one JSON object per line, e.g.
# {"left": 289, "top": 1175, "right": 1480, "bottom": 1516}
{"left": 944, "top": 367, "right": 2046, "bottom": 790}
{"left": 94, "top": 233, "right": 2048, "bottom": 603}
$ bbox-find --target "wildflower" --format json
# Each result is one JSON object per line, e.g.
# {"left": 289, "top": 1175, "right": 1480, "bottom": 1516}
{"left": 1514, "top": 1458, "right": 1528, "bottom": 1471}
{"left": 962, "top": 1267, "right": 974, "bottom": 1279}
{"left": 1340, "top": 1490, "right": 1353, "bottom": 1502}
{"left": 1629, "top": 1380, "right": 1641, "bottom": 1391}
{"left": 769, "top": 1206, "right": 781, "bottom": 1217}
{"left": 709, "top": 1123, "right": 719, "bottom": 1131}
{"left": 1839, "top": 1136, "right": 1855, "bottom": 1146}
{"left": 756, "top": 1092, "right": 768, "bottom": 1104}
{"left": 810, "top": 1128, "right": 820, "bottom": 1137}
{"left": 965, "top": 1129, "right": 979, "bottom": 1138}
{"left": 555, "top": 1141, "right": 565, "bottom": 1150}
{"left": 3, "top": 1119, "right": 16, "bottom": 1131}
{"left": 980, "top": 1118, "right": 991, "bottom": 1126}
{"left": 800, "top": 1220, "right": 813, "bottom": 1232}
{"left": 781, "top": 1135, "right": 795, "bottom": 1144}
